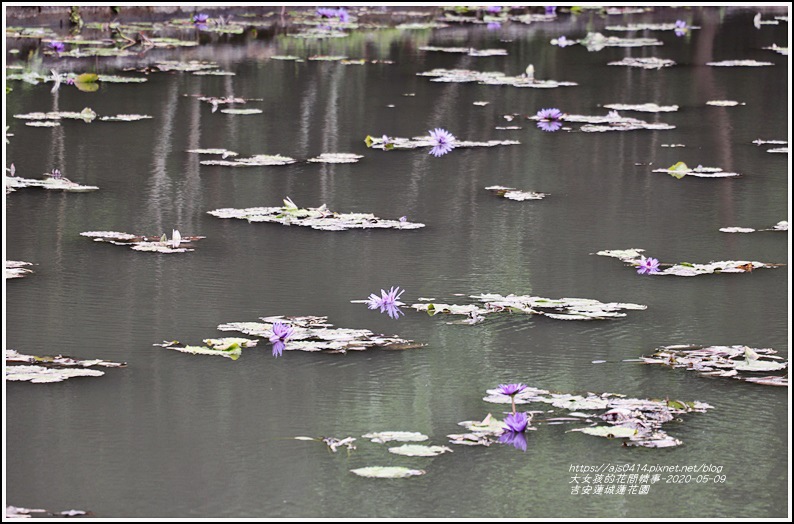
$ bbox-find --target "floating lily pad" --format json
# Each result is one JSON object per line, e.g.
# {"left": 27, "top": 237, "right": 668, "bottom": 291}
{"left": 417, "top": 68, "right": 577, "bottom": 88}
{"left": 271, "top": 55, "right": 303, "bottom": 61}
{"left": 485, "top": 186, "right": 548, "bottom": 201}
{"left": 607, "top": 57, "right": 676, "bottom": 69}
{"left": 766, "top": 147, "right": 788, "bottom": 153}
{"left": 481, "top": 385, "right": 710, "bottom": 448}
{"left": 595, "top": 248, "right": 781, "bottom": 276}
{"left": 531, "top": 111, "right": 675, "bottom": 132}
{"left": 363, "top": 431, "right": 429, "bottom": 444}
{"left": 154, "top": 338, "right": 256, "bottom": 361}
{"left": 98, "top": 114, "right": 153, "bottom": 121}
{"left": 6, "top": 349, "right": 126, "bottom": 368}
{"left": 220, "top": 108, "right": 262, "bottom": 115}
{"left": 187, "top": 148, "right": 238, "bottom": 157}
{"left": 602, "top": 103, "right": 679, "bottom": 112}
{"left": 218, "top": 315, "right": 422, "bottom": 355}
{"left": 25, "top": 121, "right": 61, "bottom": 127}
{"left": 396, "top": 22, "right": 449, "bottom": 30}
{"left": 350, "top": 466, "right": 426, "bottom": 479}
{"left": 96, "top": 74, "right": 148, "bottom": 83}
{"left": 14, "top": 107, "right": 97, "bottom": 123}
{"left": 200, "top": 154, "right": 296, "bottom": 167}
{"left": 706, "top": 100, "right": 744, "bottom": 106}
{"left": 6, "top": 366, "right": 105, "bottom": 383}
{"left": 209, "top": 198, "right": 425, "bottom": 231}
{"left": 642, "top": 345, "right": 788, "bottom": 386}
{"left": 569, "top": 426, "right": 638, "bottom": 438}
{"left": 80, "top": 231, "right": 205, "bottom": 253}
{"left": 419, "top": 46, "right": 508, "bottom": 56}
{"left": 6, "top": 172, "right": 98, "bottom": 192}
{"left": 388, "top": 444, "right": 452, "bottom": 457}
{"left": 706, "top": 60, "right": 774, "bottom": 67}
{"left": 155, "top": 60, "right": 221, "bottom": 72}
{"left": 5, "top": 261, "right": 34, "bottom": 279}
{"left": 762, "top": 44, "right": 788, "bottom": 55}
{"left": 605, "top": 23, "right": 701, "bottom": 32}
{"left": 307, "top": 153, "right": 364, "bottom": 164}
{"left": 720, "top": 221, "right": 787, "bottom": 233}
{"left": 652, "top": 162, "right": 740, "bottom": 178}
{"left": 578, "top": 32, "right": 663, "bottom": 52}
{"left": 412, "top": 293, "right": 645, "bottom": 322}
{"left": 366, "top": 134, "right": 519, "bottom": 152}
{"left": 5, "top": 506, "right": 92, "bottom": 518}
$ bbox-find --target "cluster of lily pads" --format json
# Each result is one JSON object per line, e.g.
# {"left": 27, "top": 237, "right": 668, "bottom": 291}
{"left": 595, "top": 249, "right": 781, "bottom": 277}
{"left": 80, "top": 230, "right": 201, "bottom": 253}
{"left": 640, "top": 345, "right": 788, "bottom": 387}
{"left": 5, "top": 349, "right": 125, "bottom": 383}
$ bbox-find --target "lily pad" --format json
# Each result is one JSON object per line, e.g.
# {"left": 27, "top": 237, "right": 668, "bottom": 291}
{"left": 531, "top": 111, "right": 675, "bottom": 132}
{"left": 6, "top": 365, "right": 105, "bottom": 383}
{"left": 602, "top": 103, "right": 679, "bottom": 113}
{"left": 419, "top": 46, "right": 508, "bottom": 56}
{"left": 5, "top": 260, "right": 34, "bottom": 279}
{"left": 642, "top": 345, "right": 788, "bottom": 386}
{"left": 187, "top": 148, "right": 238, "bottom": 157}
{"left": 607, "top": 57, "right": 676, "bottom": 69}
{"left": 720, "top": 221, "right": 787, "bottom": 233}
{"left": 6, "top": 349, "right": 125, "bottom": 368}
{"left": 569, "top": 426, "right": 638, "bottom": 438}
{"left": 80, "top": 231, "right": 205, "bottom": 253}
{"left": 6, "top": 172, "right": 98, "bottom": 192}
{"left": 220, "top": 108, "right": 262, "bottom": 115}
{"left": 14, "top": 107, "right": 97, "bottom": 123}
{"left": 366, "top": 134, "right": 519, "bottom": 152}
{"left": 96, "top": 74, "right": 148, "bottom": 83}
{"left": 388, "top": 444, "right": 453, "bottom": 457}
{"left": 605, "top": 22, "right": 701, "bottom": 32}
{"left": 706, "top": 60, "right": 774, "bottom": 67}
{"left": 481, "top": 385, "right": 711, "bottom": 448}
{"left": 652, "top": 162, "right": 741, "bottom": 178}
{"left": 218, "top": 315, "right": 422, "bottom": 355}
{"left": 200, "top": 154, "right": 296, "bottom": 167}
{"left": 412, "top": 293, "right": 645, "bottom": 322}
{"left": 350, "top": 467, "right": 425, "bottom": 479}
{"left": 417, "top": 68, "right": 577, "bottom": 89}
{"left": 307, "top": 153, "right": 364, "bottom": 164}
{"left": 363, "top": 431, "right": 429, "bottom": 444}
{"left": 25, "top": 121, "right": 61, "bottom": 127}
{"left": 208, "top": 198, "right": 425, "bottom": 231}
{"left": 485, "top": 186, "right": 548, "bottom": 201}
{"left": 154, "top": 338, "right": 256, "bottom": 360}
{"left": 706, "top": 100, "right": 744, "bottom": 106}
{"left": 577, "top": 32, "right": 663, "bottom": 52}
{"left": 98, "top": 114, "right": 153, "bottom": 121}
{"left": 595, "top": 248, "right": 781, "bottom": 276}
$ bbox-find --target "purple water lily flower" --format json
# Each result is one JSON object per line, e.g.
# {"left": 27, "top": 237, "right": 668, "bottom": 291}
{"left": 536, "top": 108, "right": 564, "bottom": 121}
{"left": 48, "top": 41, "right": 65, "bottom": 54}
{"left": 486, "top": 6, "right": 502, "bottom": 14}
{"left": 498, "top": 383, "right": 527, "bottom": 396}
{"left": 545, "top": 6, "right": 557, "bottom": 15}
{"left": 336, "top": 7, "right": 350, "bottom": 23}
{"left": 674, "top": 20, "right": 688, "bottom": 37}
{"left": 317, "top": 7, "right": 338, "bottom": 18}
{"left": 428, "top": 128, "right": 456, "bottom": 157}
{"left": 193, "top": 13, "right": 209, "bottom": 24}
{"left": 499, "top": 430, "right": 528, "bottom": 451}
{"left": 636, "top": 256, "right": 661, "bottom": 275}
{"left": 504, "top": 411, "right": 530, "bottom": 433}
{"left": 269, "top": 322, "right": 295, "bottom": 343}
{"left": 366, "top": 286, "right": 405, "bottom": 319}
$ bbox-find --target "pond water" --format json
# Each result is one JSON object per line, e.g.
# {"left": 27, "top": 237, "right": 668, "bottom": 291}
{"left": 4, "top": 6, "right": 789, "bottom": 518}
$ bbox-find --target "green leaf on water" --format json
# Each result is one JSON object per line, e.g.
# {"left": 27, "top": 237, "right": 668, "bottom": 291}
{"left": 569, "top": 426, "right": 638, "bottom": 438}
{"left": 364, "top": 135, "right": 374, "bottom": 147}
{"left": 75, "top": 73, "right": 98, "bottom": 83}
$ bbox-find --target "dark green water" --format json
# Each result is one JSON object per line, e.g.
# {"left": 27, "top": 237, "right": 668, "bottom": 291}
{"left": 4, "top": 6, "right": 789, "bottom": 518}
